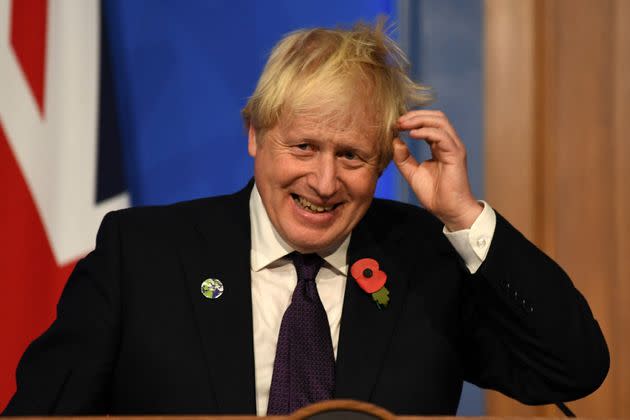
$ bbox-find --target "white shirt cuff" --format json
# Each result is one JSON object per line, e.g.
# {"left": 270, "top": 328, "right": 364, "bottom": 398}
{"left": 442, "top": 201, "right": 496, "bottom": 274}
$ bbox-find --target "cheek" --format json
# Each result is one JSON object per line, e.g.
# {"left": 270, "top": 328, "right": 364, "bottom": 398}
{"left": 256, "top": 150, "right": 287, "bottom": 180}
{"left": 348, "top": 171, "right": 378, "bottom": 198}
{"left": 257, "top": 159, "right": 305, "bottom": 195}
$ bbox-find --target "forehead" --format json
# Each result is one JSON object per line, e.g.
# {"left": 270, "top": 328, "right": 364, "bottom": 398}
{"left": 278, "top": 107, "right": 379, "bottom": 148}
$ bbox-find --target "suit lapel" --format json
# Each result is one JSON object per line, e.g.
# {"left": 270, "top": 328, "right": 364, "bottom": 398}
{"left": 334, "top": 210, "right": 409, "bottom": 402}
{"left": 176, "top": 184, "right": 257, "bottom": 414}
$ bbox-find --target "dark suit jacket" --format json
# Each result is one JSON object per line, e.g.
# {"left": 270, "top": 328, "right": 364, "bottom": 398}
{"left": 3, "top": 183, "right": 608, "bottom": 415}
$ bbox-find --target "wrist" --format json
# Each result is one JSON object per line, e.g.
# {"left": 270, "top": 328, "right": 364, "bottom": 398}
{"left": 442, "top": 200, "right": 483, "bottom": 232}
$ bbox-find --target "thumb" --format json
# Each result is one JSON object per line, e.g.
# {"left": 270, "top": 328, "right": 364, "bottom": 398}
{"left": 392, "top": 138, "right": 418, "bottom": 183}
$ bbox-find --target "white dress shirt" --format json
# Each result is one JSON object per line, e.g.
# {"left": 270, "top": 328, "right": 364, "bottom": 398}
{"left": 249, "top": 185, "right": 496, "bottom": 415}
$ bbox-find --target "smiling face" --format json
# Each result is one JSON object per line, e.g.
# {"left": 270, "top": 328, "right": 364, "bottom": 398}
{"left": 249, "top": 112, "right": 381, "bottom": 253}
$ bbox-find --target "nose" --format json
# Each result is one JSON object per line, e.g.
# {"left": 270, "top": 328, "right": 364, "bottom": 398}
{"left": 308, "top": 153, "right": 338, "bottom": 199}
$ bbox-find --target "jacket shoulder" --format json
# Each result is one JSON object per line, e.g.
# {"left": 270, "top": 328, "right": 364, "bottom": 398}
{"left": 365, "top": 197, "right": 444, "bottom": 235}
{"left": 100, "top": 189, "right": 247, "bottom": 233}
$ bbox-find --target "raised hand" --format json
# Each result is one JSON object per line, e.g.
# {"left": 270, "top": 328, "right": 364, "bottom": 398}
{"left": 393, "top": 110, "right": 482, "bottom": 231}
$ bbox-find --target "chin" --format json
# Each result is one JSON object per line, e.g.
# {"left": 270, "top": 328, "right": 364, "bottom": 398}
{"left": 279, "top": 215, "right": 348, "bottom": 253}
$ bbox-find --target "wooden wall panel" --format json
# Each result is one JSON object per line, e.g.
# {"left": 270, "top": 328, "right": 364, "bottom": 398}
{"left": 612, "top": 1, "right": 630, "bottom": 416}
{"left": 542, "top": 1, "right": 616, "bottom": 416}
{"left": 484, "top": 1, "right": 538, "bottom": 415}
{"left": 485, "top": 0, "right": 629, "bottom": 416}
{"left": 484, "top": 0, "right": 536, "bottom": 238}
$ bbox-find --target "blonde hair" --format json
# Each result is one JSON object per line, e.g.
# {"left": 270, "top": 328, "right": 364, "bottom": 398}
{"left": 242, "top": 18, "right": 431, "bottom": 171}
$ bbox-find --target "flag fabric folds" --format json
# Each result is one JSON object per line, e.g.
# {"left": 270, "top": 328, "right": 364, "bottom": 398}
{"left": 0, "top": 1, "right": 129, "bottom": 410}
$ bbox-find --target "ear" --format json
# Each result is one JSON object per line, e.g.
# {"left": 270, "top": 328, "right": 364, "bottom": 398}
{"left": 247, "top": 125, "right": 257, "bottom": 157}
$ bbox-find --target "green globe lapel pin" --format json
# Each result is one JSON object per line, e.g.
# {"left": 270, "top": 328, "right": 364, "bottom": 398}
{"left": 350, "top": 258, "right": 389, "bottom": 309}
{"left": 201, "top": 278, "right": 224, "bottom": 299}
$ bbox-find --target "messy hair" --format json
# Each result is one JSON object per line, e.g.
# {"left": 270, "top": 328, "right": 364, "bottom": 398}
{"left": 241, "top": 18, "right": 432, "bottom": 172}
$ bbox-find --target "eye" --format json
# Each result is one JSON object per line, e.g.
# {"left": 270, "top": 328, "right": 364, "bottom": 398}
{"left": 340, "top": 150, "right": 357, "bottom": 160}
{"left": 293, "top": 143, "right": 314, "bottom": 153}
{"left": 292, "top": 142, "right": 315, "bottom": 157}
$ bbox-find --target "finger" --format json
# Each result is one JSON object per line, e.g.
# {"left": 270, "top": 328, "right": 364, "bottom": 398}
{"left": 398, "top": 110, "right": 448, "bottom": 128}
{"left": 399, "top": 109, "right": 446, "bottom": 120}
{"left": 398, "top": 114, "right": 459, "bottom": 141}
{"left": 398, "top": 113, "right": 449, "bottom": 129}
{"left": 406, "top": 127, "right": 462, "bottom": 156}
{"left": 392, "top": 138, "right": 419, "bottom": 184}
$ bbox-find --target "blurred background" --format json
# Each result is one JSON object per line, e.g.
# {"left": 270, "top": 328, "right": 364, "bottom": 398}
{"left": 0, "top": 0, "right": 627, "bottom": 416}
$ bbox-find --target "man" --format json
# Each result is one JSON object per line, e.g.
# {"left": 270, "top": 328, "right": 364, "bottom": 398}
{"left": 4, "top": 22, "right": 608, "bottom": 416}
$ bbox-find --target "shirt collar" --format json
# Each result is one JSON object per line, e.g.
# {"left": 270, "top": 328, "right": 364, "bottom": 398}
{"left": 249, "top": 184, "right": 350, "bottom": 276}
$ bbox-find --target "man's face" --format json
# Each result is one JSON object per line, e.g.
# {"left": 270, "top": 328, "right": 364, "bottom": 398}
{"left": 249, "top": 112, "right": 381, "bottom": 253}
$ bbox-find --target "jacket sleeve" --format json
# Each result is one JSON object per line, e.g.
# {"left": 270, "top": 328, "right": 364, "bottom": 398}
{"left": 459, "top": 212, "right": 609, "bottom": 404}
{"left": 3, "top": 211, "right": 123, "bottom": 415}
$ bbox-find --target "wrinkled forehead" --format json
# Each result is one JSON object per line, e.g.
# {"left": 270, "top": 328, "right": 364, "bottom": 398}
{"left": 281, "top": 86, "right": 380, "bottom": 133}
{"left": 285, "top": 103, "right": 373, "bottom": 129}
{"left": 277, "top": 101, "right": 380, "bottom": 145}
{"left": 281, "top": 111, "right": 375, "bottom": 144}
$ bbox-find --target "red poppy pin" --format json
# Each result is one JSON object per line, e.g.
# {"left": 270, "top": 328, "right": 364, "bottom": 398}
{"left": 350, "top": 258, "right": 389, "bottom": 309}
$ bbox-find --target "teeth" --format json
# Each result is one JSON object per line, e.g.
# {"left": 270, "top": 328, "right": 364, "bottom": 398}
{"left": 294, "top": 195, "right": 333, "bottom": 213}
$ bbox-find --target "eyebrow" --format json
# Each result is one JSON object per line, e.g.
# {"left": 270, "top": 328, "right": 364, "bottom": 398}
{"left": 296, "top": 134, "right": 374, "bottom": 155}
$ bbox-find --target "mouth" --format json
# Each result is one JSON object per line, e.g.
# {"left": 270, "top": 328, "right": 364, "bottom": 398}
{"left": 291, "top": 193, "right": 340, "bottom": 213}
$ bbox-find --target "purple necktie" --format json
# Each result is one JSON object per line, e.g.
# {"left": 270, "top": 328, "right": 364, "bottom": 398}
{"left": 266, "top": 252, "right": 335, "bottom": 415}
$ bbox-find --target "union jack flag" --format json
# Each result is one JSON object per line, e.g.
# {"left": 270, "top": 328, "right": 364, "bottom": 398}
{"left": 0, "top": 0, "right": 128, "bottom": 410}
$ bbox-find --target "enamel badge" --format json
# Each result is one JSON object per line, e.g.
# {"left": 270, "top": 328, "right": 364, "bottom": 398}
{"left": 201, "top": 278, "right": 224, "bottom": 299}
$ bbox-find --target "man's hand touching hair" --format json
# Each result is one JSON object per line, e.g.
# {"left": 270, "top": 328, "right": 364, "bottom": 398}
{"left": 393, "top": 110, "right": 482, "bottom": 231}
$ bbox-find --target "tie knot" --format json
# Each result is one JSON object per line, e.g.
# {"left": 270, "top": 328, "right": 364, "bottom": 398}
{"left": 290, "top": 252, "right": 324, "bottom": 283}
